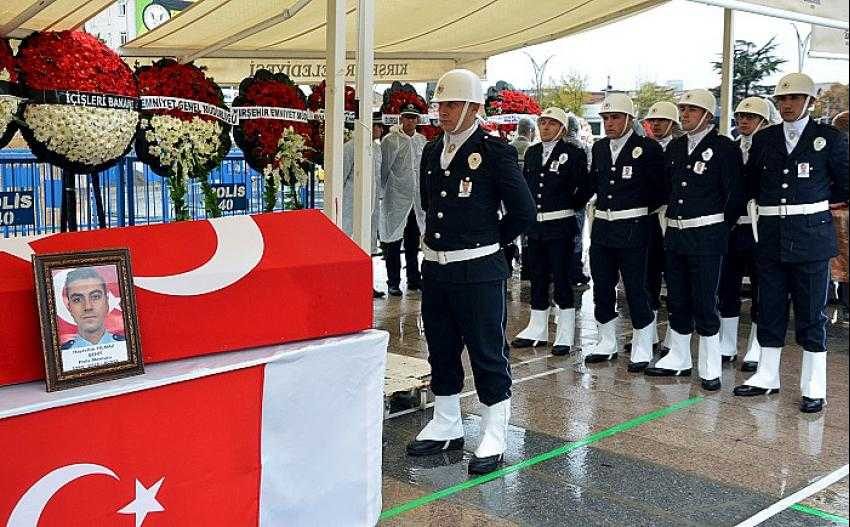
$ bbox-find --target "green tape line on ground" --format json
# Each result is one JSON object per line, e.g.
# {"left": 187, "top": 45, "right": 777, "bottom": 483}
{"left": 791, "top": 503, "right": 849, "bottom": 525}
{"left": 380, "top": 395, "right": 705, "bottom": 521}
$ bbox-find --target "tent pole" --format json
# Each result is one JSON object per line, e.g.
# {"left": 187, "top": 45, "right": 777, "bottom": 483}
{"left": 719, "top": 8, "right": 734, "bottom": 136}
{"left": 353, "top": 0, "right": 375, "bottom": 252}
{"left": 323, "top": 0, "right": 346, "bottom": 225}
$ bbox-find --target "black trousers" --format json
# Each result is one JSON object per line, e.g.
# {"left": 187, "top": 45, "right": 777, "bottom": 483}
{"left": 590, "top": 244, "right": 654, "bottom": 329}
{"left": 527, "top": 237, "right": 575, "bottom": 311}
{"left": 646, "top": 216, "right": 665, "bottom": 311}
{"left": 569, "top": 209, "right": 587, "bottom": 283}
{"left": 665, "top": 252, "right": 723, "bottom": 336}
{"left": 718, "top": 246, "right": 759, "bottom": 321}
{"left": 383, "top": 210, "right": 421, "bottom": 288}
{"left": 756, "top": 257, "right": 829, "bottom": 353}
{"left": 422, "top": 279, "right": 511, "bottom": 406}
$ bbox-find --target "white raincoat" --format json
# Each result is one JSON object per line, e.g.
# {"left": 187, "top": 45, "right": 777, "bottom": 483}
{"left": 342, "top": 139, "right": 383, "bottom": 253}
{"left": 379, "top": 127, "right": 427, "bottom": 243}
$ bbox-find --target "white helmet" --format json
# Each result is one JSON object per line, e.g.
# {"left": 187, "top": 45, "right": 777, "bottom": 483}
{"left": 735, "top": 96, "right": 771, "bottom": 121}
{"left": 679, "top": 89, "right": 716, "bottom": 115}
{"left": 645, "top": 101, "right": 680, "bottom": 125}
{"left": 431, "top": 69, "right": 485, "bottom": 104}
{"left": 539, "top": 107, "right": 569, "bottom": 129}
{"left": 599, "top": 93, "right": 635, "bottom": 117}
{"left": 773, "top": 72, "right": 817, "bottom": 98}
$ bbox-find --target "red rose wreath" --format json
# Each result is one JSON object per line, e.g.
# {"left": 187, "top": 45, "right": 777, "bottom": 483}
{"left": 0, "top": 38, "right": 20, "bottom": 150}
{"left": 485, "top": 89, "right": 541, "bottom": 137}
{"left": 306, "top": 80, "right": 357, "bottom": 163}
{"left": 233, "top": 69, "right": 313, "bottom": 212}
{"left": 136, "top": 59, "right": 231, "bottom": 220}
{"left": 15, "top": 31, "right": 139, "bottom": 173}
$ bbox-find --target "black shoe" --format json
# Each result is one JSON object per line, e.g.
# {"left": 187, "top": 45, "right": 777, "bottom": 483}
{"left": 407, "top": 282, "right": 422, "bottom": 292}
{"left": 645, "top": 367, "right": 692, "bottom": 377}
{"left": 741, "top": 361, "right": 758, "bottom": 372}
{"left": 733, "top": 385, "right": 779, "bottom": 397}
{"left": 800, "top": 397, "right": 825, "bottom": 413}
{"left": 721, "top": 355, "right": 737, "bottom": 364}
{"left": 373, "top": 289, "right": 385, "bottom": 299}
{"left": 627, "top": 361, "right": 649, "bottom": 373}
{"left": 701, "top": 377, "right": 721, "bottom": 391}
{"left": 584, "top": 352, "right": 618, "bottom": 364}
{"left": 468, "top": 453, "right": 504, "bottom": 475}
{"left": 511, "top": 338, "right": 547, "bottom": 349}
{"left": 406, "top": 437, "right": 464, "bottom": 457}
{"left": 388, "top": 286, "right": 403, "bottom": 297}
{"left": 551, "top": 345, "right": 572, "bottom": 356}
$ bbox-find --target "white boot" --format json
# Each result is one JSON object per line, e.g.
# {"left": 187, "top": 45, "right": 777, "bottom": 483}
{"left": 800, "top": 351, "right": 827, "bottom": 401}
{"left": 629, "top": 322, "right": 655, "bottom": 367}
{"left": 416, "top": 395, "right": 464, "bottom": 441}
{"left": 652, "top": 311, "right": 660, "bottom": 345}
{"left": 660, "top": 321, "right": 672, "bottom": 350}
{"left": 584, "top": 318, "right": 618, "bottom": 361}
{"left": 719, "top": 317, "right": 739, "bottom": 359}
{"left": 474, "top": 399, "right": 511, "bottom": 458}
{"left": 739, "top": 347, "right": 781, "bottom": 391}
{"left": 698, "top": 333, "right": 722, "bottom": 382}
{"left": 553, "top": 308, "right": 576, "bottom": 351}
{"left": 742, "top": 323, "right": 761, "bottom": 364}
{"left": 649, "top": 328, "right": 692, "bottom": 374}
{"left": 514, "top": 308, "right": 550, "bottom": 345}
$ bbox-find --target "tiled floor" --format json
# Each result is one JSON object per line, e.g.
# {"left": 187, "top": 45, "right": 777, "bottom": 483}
{"left": 374, "top": 256, "right": 850, "bottom": 526}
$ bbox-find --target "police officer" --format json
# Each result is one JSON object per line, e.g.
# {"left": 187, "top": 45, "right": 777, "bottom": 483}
{"left": 510, "top": 107, "right": 590, "bottom": 356}
{"left": 628, "top": 100, "right": 680, "bottom": 354}
{"left": 380, "top": 102, "right": 427, "bottom": 295}
{"left": 645, "top": 89, "right": 745, "bottom": 392}
{"left": 733, "top": 73, "right": 849, "bottom": 413}
{"left": 718, "top": 97, "right": 772, "bottom": 370}
{"left": 405, "top": 69, "right": 535, "bottom": 474}
{"left": 565, "top": 114, "right": 592, "bottom": 287}
{"left": 583, "top": 94, "right": 665, "bottom": 371}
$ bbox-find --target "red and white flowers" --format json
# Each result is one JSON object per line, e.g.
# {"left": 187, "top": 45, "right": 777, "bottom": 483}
{"left": 136, "top": 59, "right": 231, "bottom": 220}
{"left": 15, "top": 31, "right": 139, "bottom": 172}
{"left": 0, "top": 38, "right": 19, "bottom": 149}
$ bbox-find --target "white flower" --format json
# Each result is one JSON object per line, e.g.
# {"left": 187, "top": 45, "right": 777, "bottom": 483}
{"left": 265, "top": 126, "right": 309, "bottom": 187}
{"left": 23, "top": 104, "right": 138, "bottom": 167}
{"left": 0, "top": 96, "right": 21, "bottom": 137}
{"left": 140, "top": 114, "right": 223, "bottom": 182}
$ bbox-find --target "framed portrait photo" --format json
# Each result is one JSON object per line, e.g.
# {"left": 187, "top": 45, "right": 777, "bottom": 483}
{"left": 32, "top": 249, "right": 143, "bottom": 392}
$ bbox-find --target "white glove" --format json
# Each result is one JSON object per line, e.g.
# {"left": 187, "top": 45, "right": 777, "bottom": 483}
{"left": 747, "top": 199, "right": 759, "bottom": 242}
{"left": 658, "top": 205, "right": 668, "bottom": 236}
{"left": 586, "top": 196, "right": 597, "bottom": 234}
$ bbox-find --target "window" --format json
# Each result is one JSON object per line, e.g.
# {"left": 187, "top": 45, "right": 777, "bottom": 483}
{"left": 117, "top": 1, "right": 127, "bottom": 17}
{"left": 119, "top": 32, "right": 128, "bottom": 45}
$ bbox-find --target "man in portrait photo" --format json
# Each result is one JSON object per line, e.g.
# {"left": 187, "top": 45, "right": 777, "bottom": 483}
{"left": 59, "top": 266, "right": 125, "bottom": 351}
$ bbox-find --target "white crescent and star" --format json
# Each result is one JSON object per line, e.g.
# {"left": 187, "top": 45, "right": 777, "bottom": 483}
{"left": 0, "top": 215, "right": 265, "bottom": 297}
{"left": 7, "top": 463, "right": 165, "bottom": 527}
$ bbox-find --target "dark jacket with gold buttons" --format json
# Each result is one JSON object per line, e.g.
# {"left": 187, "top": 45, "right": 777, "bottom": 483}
{"left": 590, "top": 133, "right": 665, "bottom": 249}
{"left": 523, "top": 139, "right": 590, "bottom": 240}
{"left": 746, "top": 120, "right": 849, "bottom": 262}
{"left": 663, "top": 128, "right": 745, "bottom": 256}
{"left": 419, "top": 127, "right": 536, "bottom": 283}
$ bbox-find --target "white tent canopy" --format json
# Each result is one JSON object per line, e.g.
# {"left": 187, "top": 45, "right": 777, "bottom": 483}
{"left": 120, "top": 0, "right": 667, "bottom": 83}
{"left": 0, "top": 0, "right": 116, "bottom": 38}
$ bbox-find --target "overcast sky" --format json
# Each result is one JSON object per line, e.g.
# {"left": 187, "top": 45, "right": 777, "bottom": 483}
{"left": 484, "top": 0, "right": 849, "bottom": 92}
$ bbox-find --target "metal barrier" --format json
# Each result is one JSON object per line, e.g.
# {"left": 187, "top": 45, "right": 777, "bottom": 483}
{"left": 0, "top": 149, "right": 323, "bottom": 237}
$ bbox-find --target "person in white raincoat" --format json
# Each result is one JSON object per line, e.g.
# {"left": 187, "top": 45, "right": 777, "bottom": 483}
{"left": 380, "top": 103, "right": 427, "bottom": 295}
{"left": 342, "top": 111, "right": 386, "bottom": 297}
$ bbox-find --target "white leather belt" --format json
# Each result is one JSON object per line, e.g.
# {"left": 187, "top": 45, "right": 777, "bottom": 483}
{"left": 758, "top": 200, "right": 829, "bottom": 217}
{"left": 667, "top": 213, "right": 725, "bottom": 229}
{"left": 594, "top": 207, "right": 649, "bottom": 221}
{"left": 422, "top": 243, "right": 500, "bottom": 265}
{"left": 736, "top": 216, "right": 752, "bottom": 225}
{"left": 536, "top": 209, "right": 575, "bottom": 222}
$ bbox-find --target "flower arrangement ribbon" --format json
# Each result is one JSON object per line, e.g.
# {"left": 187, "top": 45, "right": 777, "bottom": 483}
{"left": 27, "top": 89, "right": 140, "bottom": 111}
{"left": 141, "top": 95, "right": 236, "bottom": 125}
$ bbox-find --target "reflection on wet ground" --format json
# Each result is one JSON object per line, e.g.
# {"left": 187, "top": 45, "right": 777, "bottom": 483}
{"left": 374, "top": 257, "right": 849, "bottom": 526}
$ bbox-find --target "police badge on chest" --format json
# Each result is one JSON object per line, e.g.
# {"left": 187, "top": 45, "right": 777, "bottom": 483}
{"left": 459, "top": 179, "right": 473, "bottom": 197}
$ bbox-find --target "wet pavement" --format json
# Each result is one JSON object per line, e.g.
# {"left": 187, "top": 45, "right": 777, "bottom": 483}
{"left": 374, "top": 257, "right": 849, "bottom": 526}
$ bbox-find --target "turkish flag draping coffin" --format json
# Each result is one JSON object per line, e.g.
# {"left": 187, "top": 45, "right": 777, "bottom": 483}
{"left": 0, "top": 211, "right": 372, "bottom": 386}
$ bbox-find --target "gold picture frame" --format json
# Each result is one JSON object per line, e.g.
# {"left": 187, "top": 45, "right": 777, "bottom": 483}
{"left": 32, "top": 248, "right": 144, "bottom": 392}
